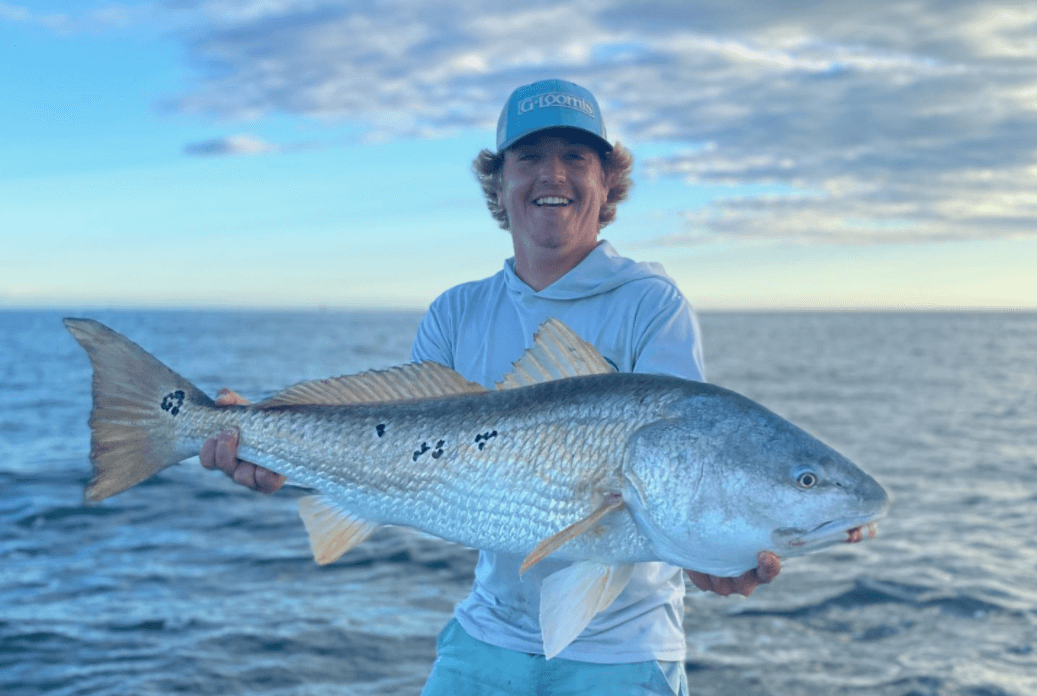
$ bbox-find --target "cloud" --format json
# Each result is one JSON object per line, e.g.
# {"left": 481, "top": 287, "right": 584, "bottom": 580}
{"left": 0, "top": 3, "right": 29, "bottom": 22}
{"left": 0, "top": 2, "right": 156, "bottom": 32}
{"left": 183, "top": 134, "right": 279, "bottom": 156}
{"left": 161, "top": 0, "right": 1037, "bottom": 244}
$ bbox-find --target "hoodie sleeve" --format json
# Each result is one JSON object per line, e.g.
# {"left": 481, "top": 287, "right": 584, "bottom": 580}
{"left": 630, "top": 280, "right": 707, "bottom": 382}
{"left": 411, "top": 293, "right": 455, "bottom": 367}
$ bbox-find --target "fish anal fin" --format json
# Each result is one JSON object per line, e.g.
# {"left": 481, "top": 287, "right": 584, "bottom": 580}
{"left": 540, "top": 562, "right": 635, "bottom": 659}
{"left": 520, "top": 494, "right": 624, "bottom": 573}
{"left": 257, "top": 362, "right": 487, "bottom": 408}
{"left": 496, "top": 318, "right": 616, "bottom": 390}
{"left": 298, "top": 495, "right": 378, "bottom": 565}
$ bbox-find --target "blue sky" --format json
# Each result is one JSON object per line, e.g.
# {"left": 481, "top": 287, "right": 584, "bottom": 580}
{"left": 3, "top": 0, "right": 1036, "bottom": 310}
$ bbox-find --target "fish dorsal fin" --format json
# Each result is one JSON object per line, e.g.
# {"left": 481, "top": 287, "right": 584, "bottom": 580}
{"left": 298, "top": 495, "right": 379, "bottom": 565}
{"left": 539, "top": 562, "right": 635, "bottom": 659}
{"left": 496, "top": 318, "right": 616, "bottom": 390}
{"left": 256, "top": 362, "right": 487, "bottom": 407}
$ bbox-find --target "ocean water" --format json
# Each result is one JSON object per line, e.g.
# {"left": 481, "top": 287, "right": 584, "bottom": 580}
{"left": 1, "top": 309, "right": 1035, "bottom": 696}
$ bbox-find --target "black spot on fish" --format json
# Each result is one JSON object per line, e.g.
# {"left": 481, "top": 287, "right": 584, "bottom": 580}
{"left": 161, "top": 390, "right": 186, "bottom": 417}
{"left": 431, "top": 439, "right": 445, "bottom": 459}
{"left": 376, "top": 423, "right": 386, "bottom": 437}
{"left": 474, "top": 430, "right": 498, "bottom": 451}
{"left": 412, "top": 442, "right": 430, "bottom": 462}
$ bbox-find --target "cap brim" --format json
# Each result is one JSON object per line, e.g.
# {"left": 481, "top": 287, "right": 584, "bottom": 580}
{"left": 500, "top": 126, "right": 612, "bottom": 154}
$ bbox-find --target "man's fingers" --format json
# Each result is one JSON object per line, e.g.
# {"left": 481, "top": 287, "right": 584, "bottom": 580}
{"left": 730, "top": 552, "right": 782, "bottom": 597}
{"left": 686, "top": 571, "right": 737, "bottom": 596}
{"left": 202, "top": 390, "right": 254, "bottom": 483}
{"left": 215, "top": 388, "right": 251, "bottom": 407}
{"left": 686, "top": 571, "right": 709, "bottom": 593}
{"left": 232, "top": 464, "right": 283, "bottom": 493}
{"left": 214, "top": 429, "right": 240, "bottom": 475}
{"left": 686, "top": 551, "right": 783, "bottom": 598}
{"left": 254, "top": 467, "right": 287, "bottom": 494}
{"left": 198, "top": 424, "right": 282, "bottom": 494}
{"left": 734, "top": 574, "right": 761, "bottom": 597}
{"left": 756, "top": 551, "right": 782, "bottom": 583}
{"left": 232, "top": 461, "right": 259, "bottom": 489}
{"left": 199, "top": 436, "right": 217, "bottom": 470}
{"left": 714, "top": 578, "right": 738, "bottom": 596}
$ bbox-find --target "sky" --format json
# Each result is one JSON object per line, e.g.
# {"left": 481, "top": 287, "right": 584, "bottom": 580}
{"left": 2, "top": 0, "right": 1036, "bottom": 311}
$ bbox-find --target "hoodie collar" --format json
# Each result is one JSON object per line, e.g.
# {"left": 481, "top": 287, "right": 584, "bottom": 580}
{"left": 503, "top": 240, "right": 671, "bottom": 300}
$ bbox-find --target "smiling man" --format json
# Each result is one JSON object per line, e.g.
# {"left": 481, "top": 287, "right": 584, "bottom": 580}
{"left": 495, "top": 132, "right": 609, "bottom": 290}
{"left": 410, "top": 79, "right": 782, "bottom": 695}
{"left": 200, "top": 79, "right": 780, "bottom": 695}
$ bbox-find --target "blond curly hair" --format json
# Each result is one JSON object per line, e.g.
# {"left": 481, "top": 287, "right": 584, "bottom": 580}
{"left": 473, "top": 138, "right": 634, "bottom": 231}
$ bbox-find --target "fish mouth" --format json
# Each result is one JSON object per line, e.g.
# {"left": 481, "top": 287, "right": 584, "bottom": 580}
{"left": 774, "top": 515, "right": 881, "bottom": 552}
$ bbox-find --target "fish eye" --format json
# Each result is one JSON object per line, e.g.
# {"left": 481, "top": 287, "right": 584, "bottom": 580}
{"left": 796, "top": 471, "right": 819, "bottom": 488}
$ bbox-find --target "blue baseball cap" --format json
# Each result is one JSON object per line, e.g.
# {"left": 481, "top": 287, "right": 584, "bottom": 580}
{"left": 496, "top": 79, "right": 611, "bottom": 153}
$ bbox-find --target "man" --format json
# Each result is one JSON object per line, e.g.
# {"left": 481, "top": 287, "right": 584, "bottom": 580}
{"left": 201, "top": 79, "right": 780, "bottom": 695}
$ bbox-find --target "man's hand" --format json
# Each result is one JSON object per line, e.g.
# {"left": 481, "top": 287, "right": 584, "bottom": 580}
{"left": 686, "top": 551, "right": 782, "bottom": 597}
{"left": 199, "top": 388, "right": 286, "bottom": 494}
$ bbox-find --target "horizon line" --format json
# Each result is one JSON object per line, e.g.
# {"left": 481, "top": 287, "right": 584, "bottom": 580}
{"left": 3, "top": 302, "right": 1035, "bottom": 314}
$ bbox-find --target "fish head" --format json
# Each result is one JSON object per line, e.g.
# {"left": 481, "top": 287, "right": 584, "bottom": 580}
{"left": 621, "top": 389, "right": 890, "bottom": 577}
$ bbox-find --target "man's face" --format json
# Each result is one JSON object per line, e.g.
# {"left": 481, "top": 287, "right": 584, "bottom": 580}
{"left": 497, "top": 132, "right": 608, "bottom": 256}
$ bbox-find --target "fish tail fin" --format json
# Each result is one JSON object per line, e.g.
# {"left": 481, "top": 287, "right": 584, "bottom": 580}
{"left": 64, "top": 318, "right": 215, "bottom": 503}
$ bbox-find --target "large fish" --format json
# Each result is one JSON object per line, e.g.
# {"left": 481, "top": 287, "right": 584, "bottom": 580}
{"left": 64, "top": 317, "right": 889, "bottom": 658}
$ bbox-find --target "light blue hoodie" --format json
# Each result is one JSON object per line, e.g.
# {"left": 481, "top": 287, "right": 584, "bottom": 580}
{"left": 412, "top": 240, "right": 705, "bottom": 663}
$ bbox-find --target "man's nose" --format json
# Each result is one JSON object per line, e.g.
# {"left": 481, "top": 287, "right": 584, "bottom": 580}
{"left": 537, "top": 156, "right": 566, "bottom": 182}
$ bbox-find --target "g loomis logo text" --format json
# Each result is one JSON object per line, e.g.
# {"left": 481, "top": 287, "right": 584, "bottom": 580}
{"left": 518, "top": 93, "right": 595, "bottom": 117}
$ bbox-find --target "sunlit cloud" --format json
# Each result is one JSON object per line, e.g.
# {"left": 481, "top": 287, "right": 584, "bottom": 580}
{"left": 17, "top": 0, "right": 1028, "bottom": 246}
{"left": 152, "top": 0, "right": 1037, "bottom": 245}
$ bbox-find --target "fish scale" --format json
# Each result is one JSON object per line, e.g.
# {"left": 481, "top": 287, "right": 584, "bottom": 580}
{"left": 63, "top": 316, "right": 889, "bottom": 659}
{"left": 219, "top": 387, "right": 662, "bottom": 560}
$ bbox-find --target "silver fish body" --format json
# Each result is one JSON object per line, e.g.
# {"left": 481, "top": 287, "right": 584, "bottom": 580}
{"left": 224, "top": 380, "right": 662, "bottom": 564}
{"left": 179, "top": 375, "right": 886, "bottom": 573}
{"left": 64, "top": 317, "right": 889, "bottom": 657}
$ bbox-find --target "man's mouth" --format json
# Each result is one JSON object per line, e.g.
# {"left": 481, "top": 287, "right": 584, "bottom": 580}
{"left": 533, "top": 196, "right": 573, "bottom": 207}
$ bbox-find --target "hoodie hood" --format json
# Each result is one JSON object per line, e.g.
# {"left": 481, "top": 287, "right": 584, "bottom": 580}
{"left": 503, "top": 240, "right": 674, "bottom": 300}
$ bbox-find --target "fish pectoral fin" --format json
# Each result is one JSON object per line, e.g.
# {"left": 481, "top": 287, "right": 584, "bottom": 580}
{"left": 256, "top": 362, "right": 486, "bottom": 407}
{"left": 298, "top": 495, "right": 378, "bottom": 565}
{"left": 520, "top": 494, "right": 624, "bottom": 573}
{"left": 496, "top": 318, "right": 616, "bottom": 390}
{"left": 540, "top": 562, "right": 635, "bottom": 659}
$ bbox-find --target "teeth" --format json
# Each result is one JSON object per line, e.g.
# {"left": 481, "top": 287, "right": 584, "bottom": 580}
{"left": 534, "top": 197, "right": 570, "bottom": 206}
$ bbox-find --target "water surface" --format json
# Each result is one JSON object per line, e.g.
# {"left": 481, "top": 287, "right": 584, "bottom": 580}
{"left": 2, "top": 309, "right": 1034, "bottom": 695}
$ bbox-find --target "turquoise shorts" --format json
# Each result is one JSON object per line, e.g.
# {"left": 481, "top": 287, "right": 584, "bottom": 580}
{"left": 421, "top": 619, "right": 688, "bottom": 696}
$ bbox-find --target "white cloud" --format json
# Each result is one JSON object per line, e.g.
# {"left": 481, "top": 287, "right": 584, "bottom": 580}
{"left": 183, "top": 134, "right": 279, "bottom": 156}
{"left": 0, "top": 2, "right": 163, "bottom": 32}
{"left": 0, "top": 3, "right": 30, "bottom": 22}
{"left": 160, "top": 0, "right": 1037, "bottom": 244}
